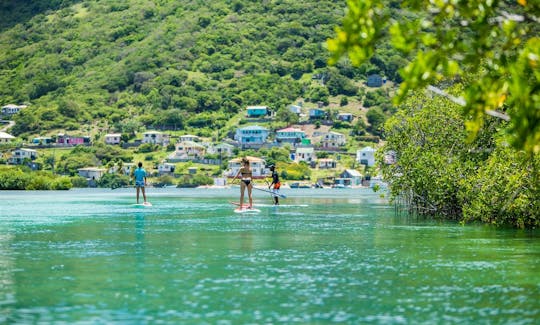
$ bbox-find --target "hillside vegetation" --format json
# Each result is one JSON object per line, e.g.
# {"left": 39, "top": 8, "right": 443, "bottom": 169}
{"left": 0, "top": 0, "right": 402, "bottom": 139}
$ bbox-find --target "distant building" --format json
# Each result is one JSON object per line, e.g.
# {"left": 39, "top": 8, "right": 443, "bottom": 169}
{"left": 275, "top": 127, "right": 306, "bottom": 144}
{"left": 179, "top": 134, "right": 200, "bottom": 143}
{"left": 367, "top": 74, "right": 383, "bottom": 87}
{"left": 289, "top": 105, "right": 302, "bottom": 115}
{"left": 142, "top": 131, "right": 169, "bottom": 145}
{"left": 357, "top": 146, "right": 376, "bottom": 167}
{"left": 309, "top": 108, "right": 326, "bottom": 120}
{"left": 337, "top": 113, "right": 353, "bottom": 122}
{"left": 105, "top": 133, "right": 122, "bottom": 145}
{"left": 206, "top": 143, "right": 235, "bottom": 158}
{"left": 169, "top": 141, "right": 205, "bottom": 161}
{"left": 8, "top": 148, "right": 37, "bottom": 165}
{"left": 320, "top": 131, "right": 346, "bottom": 149}
{"left": 234, "top": 125, "right": 269, "bottom": 148}
{"left": 78, "top": 167, "right": 106, "bottom": 180}
{"left": 32, "top": 137, "right": 53, "bottom": 145}
{"left": 318, "top": 158, "right": 337, "bottom": 169}
{"left": 158, "top": 162, "right": 176, "bottom": 175}
{"left": 0, "top": 131, "right": 15, "bottom": 143}
{"left": 226, "top": 156, "right": 268, "bottom": 179}
{"left": 335, "top": 169, "right": 362, "bottom": 187}
{"left": 246, "top": 106, "right": 269, "bottom": 118}
{"left": 294, "top": 147, "right": 316, "bottom": 163}
{"left": 1, "top": 104, "right": 27, "bottom": 115}
{"left": 57, "top": 133, "right": 90, "bottom": 146}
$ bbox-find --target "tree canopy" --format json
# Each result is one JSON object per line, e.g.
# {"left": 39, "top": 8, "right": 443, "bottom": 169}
{"left": 328, "top": 0, "right": 539, "bottom": 154}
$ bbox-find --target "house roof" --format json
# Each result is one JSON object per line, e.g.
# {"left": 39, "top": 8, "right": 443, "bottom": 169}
{"left": 78, "top": 167, "right": 106, "bottom": 172}
{"left": 360, "top": 146, "right": 376, "bottom": 152}
{"left": 143, "top": 131, "right": 164, "bottom": 135}
{"left": 296, "top": 147, "right": 314, "bottom": 153}
{"left": 247, "top": 105, "right": 267, "bottom": 110}
{"left": 277, "top": 127, "right": 304, "bottom": 133}
{"left": 177, "top": 140, "right": 204, "bottom": 148}
{"left": 229, "top": 156, "right": 265, "bottom": 163}
{"left": 105, "top": 133, "right": 121, "bottom": 137}
{"left": 16, "top": 148, "right": 37, "bottom": 153}
{"left": 238, "top": 125, "right": 268, "bottom": 131}
{"left": 344, "top": 169, "right": 362, "bottom": 177}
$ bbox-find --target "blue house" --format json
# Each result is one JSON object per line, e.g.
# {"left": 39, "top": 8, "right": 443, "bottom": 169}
{"left": 309, "top": 108, "right": 326, "bottom": 119}
{"left": 235, "top": 125, "right": 270, "bottom": 148}
{"left": 246, "top": 106, "right": 269, "bottom": 118}
{"left": 367, "top": 74, "right": 383, "bottom": 87}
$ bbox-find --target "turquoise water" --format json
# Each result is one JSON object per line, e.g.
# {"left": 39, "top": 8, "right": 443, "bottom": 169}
{"left": 0, "top": 188, "right": 539, "bottom": 324}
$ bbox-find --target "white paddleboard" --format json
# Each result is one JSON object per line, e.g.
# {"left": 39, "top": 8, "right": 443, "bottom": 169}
{"left": 133, "top": 202, "right": 152, "bottom": 207}
{"left": 234, "top": 208, "right": 261, "bottom": 214}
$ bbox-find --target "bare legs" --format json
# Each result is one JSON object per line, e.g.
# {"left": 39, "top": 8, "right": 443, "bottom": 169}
{"left": 239, "top": 182, "right": 253, "bottom": 209}
{"left": 136, "top": 186, "right": 147, "bottom": 204}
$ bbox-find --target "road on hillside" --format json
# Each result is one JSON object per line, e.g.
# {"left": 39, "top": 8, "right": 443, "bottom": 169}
{"left": 0, "top": 120, "right": 15, "bottom": 132}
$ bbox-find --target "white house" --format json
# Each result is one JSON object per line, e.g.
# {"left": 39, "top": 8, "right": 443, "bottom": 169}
{"left": 339, "top": 169, "right": 363, "bottom": 186}
{"left": 0, "top": 131, "right": 15, "bottom": 143}
{"left": 294, "top": 147, "right": 316, "bottom": 163}
{"left": 319, "top": 131, "right": 346, "bottom": 149}
{"left": 143, "top": 131, "right": 169, "bottom": 145}
{"left": 1, "top": 104, "right": 27, "bottom": 115}
{"left": 9, "top": 148, "right": 37, "bottom": 164}
{"left": 169, "top": 141, "right": 206, "bottom": 161}
{"left": 105, "top": 133, "right": 122, "bottom": 145}
{"left": 318, "top": 158, "right": 337, "bottom": 169}
{"left": 289, "top": 105, "right": 302, "bottom": 115}
{"left": 78, "top": 167, "right": 107, "bottom": 180}
{"left": 206, "top": 143, "right": 235, "bottom": 158}
{"left": 357, "top": 146, "right": 376, "bottom": 167}
{"left": 158, "top": 162, "right": 176, "bottom": 175}
{"left": 226, "top": 156, "right": 268, "bottom": 179}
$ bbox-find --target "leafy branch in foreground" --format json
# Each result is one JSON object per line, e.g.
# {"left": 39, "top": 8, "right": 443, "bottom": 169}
{"left": 328, "top": 0, "right": 539, "bottom": 153}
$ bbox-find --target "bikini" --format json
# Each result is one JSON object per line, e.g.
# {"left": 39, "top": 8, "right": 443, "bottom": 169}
{"left": 241, "top": 169, "right": 252, "bottom": 186}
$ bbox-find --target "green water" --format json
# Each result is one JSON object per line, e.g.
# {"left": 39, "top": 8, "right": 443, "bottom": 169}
{"left": 0, "top": 188, "right": 538, "bottom": 324}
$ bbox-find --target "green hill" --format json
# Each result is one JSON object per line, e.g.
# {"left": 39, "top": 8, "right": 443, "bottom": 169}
{"left": 0, "top": 0, "right": 401, "bottom": 139}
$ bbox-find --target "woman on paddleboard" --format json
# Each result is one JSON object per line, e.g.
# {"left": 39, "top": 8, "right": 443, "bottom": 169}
{"left": 231, "top": 157, "right": 253, "bottom": 209}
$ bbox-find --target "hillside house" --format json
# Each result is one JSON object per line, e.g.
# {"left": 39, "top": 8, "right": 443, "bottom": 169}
{"left": 158, "top": 162, "right": 176, "bottom": 175}
{"left": 318, "top": 158, "right": 337, "bottom": 169}
{"left": 320, "top": 131, "right": 346, "bottom": 149}
{"left": 0, "top": 131, "right": 15, "bottom": 143}
{"left": 275, "top": 127, "right": 306, "bottom": 144}
{"left": 8, "top": 148, "right": 37, "bottom": 164}
{"left": 105, "top": 133, "right": 121, "bottom": 145}
{"left": 367, "top": 74, "right": 383, "bottom": 87}
{"left": 179, "top": 134, "right": 200, "bottom": 143}
{"left": 143, "top": 131, "right": 169, "bottom": 146}
{"left": 235, "top": 125, "right": 269, "bottom": 149}
{"left": 57, "top": 133, "right": 91, "bottom": 146}
{"left": 206, "top": 143, "right": 235, "bottom": 158}
{"left": 337, "top": 113, "right": 353, "bottom": 122}
{"left": 1, "top": 104, "right": 27, "bottom": 115}
{"left": 32, "top": 137, "right": 52, "bottom": 145}
{"left": 339, "top": 169, "right": 363, "bottom": 186}
{"left": 309, "top": 108, "right": 326, "bottom": 120}
{"left": 78, "top": 167, "right": 106, "bottom": 180}
{"left": 357, "top": 146, "right": 376, "bottom": 167}
{"left": 246, "top": 106, "right": 269, "bottom": 118}
{"left": 169, "top": 141, "right": 205, "bottom": 161}
{"left": 289, "top": 105, "right": 302, "bottom": 115}
{"left": 226, "top": 156, "right": 268, "bottom": 179}
{"left": 293, "top": 147, "right": 316, "bottom": 163}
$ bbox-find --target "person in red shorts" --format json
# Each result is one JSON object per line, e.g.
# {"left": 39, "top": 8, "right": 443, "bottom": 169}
{"left": 268, "top": 165, "right": 281, "bottom": 205}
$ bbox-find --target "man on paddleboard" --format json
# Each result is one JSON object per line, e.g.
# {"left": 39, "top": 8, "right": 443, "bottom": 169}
{"left": 268, "top": 165, "right": 281, "bottom": 205}
{"left": 133, "top": 162, "right": 148, "bottom": 204}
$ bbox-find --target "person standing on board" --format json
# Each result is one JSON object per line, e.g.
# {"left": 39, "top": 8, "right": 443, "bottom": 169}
{"left": 231, "top": 157, "right": 253, "bottom": 209}
{"left": 268, "top": 165, "right": 281, "bottom": 205}
{"left": 133, "top": 162, "right": 148, "bottom": 204}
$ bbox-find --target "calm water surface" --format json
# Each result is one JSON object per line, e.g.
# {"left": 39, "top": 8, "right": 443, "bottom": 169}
{"left": 0, "top": 188, "right": 539, "bottom": 324}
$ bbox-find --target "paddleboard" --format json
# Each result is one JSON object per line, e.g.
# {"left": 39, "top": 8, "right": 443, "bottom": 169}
{"left": 234, "top": 208, "right": 261, "bottom": 213}
{"left": 134, "top": 202, "right": 152, "bottom": 207}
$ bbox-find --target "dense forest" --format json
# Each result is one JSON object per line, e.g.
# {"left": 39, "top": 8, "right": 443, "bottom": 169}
{"left": 0, "top": 0, "right": 402, "bottom": 139}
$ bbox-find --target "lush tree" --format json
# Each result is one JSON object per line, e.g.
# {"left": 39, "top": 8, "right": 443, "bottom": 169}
{"left": 328, "top": 0, "right": 540, "bottom": 153}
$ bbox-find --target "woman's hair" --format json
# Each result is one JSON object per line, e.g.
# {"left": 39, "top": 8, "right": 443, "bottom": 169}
{"left": 242, "top": 158, "right": 249, "bottom": 165}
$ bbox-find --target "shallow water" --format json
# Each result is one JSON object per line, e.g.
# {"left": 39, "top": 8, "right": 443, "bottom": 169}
{"left": 0, "top": 188, "right": 539, "bottom": 324}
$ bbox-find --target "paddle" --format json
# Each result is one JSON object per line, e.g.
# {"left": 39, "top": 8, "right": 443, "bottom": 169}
{"left": 252, "top": 186, "right": 287, "bottom": 198}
